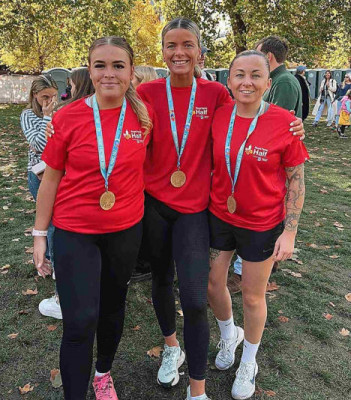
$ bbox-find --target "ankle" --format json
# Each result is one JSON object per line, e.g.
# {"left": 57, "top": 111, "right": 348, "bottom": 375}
{"left": 164, "top": 334, "right": 179, "bottom": 347}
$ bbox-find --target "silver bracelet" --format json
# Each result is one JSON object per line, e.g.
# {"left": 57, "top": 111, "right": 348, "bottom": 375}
{"left": 32, "top": 229, "right": 48, "bottom": 237}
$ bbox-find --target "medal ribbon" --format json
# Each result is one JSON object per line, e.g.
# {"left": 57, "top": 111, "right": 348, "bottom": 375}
{"left": 166, "top": 76, "right": 197, "bottom": 169}
{"left": 92, "top": 94, "right": 127, "bottom": 190}
{"left": 225, "top": 100, "right": 266, "bottom": 195}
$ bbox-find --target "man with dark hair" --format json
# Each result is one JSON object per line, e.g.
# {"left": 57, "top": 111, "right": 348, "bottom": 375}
{"left": 256, "top": 35, "right": 302, "bottom": 118}
{"left": 295, "top": 66, "right": 311, "bottom": 121}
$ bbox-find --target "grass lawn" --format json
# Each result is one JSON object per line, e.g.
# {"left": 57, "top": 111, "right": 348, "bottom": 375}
{"left": 0, "top": 104, "right": 350, "bottom": 400}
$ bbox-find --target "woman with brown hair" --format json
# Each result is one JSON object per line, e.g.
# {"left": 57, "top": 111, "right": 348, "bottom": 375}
{"left": 33, "top": 36, "right": 152, "bottom": 400}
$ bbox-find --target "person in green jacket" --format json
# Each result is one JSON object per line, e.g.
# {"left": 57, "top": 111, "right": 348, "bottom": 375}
{"left": 255, "top": 35, "right": 302, "bottom": 118}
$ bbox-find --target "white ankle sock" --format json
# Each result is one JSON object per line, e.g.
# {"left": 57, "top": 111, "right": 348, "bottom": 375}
{"left": 95, "top": 370, "right": 108, "bottom": 377}
{"left": 241, "top": 339, "right": 260, "bottom": 363}
{"left": 216, "top": 316, "right": 236, "bottom": 340}
{"left": 191, "top": 394, "right": 207, "bottom": 400}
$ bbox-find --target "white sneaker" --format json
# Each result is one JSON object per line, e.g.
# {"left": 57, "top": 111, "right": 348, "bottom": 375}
{"left": 38, "top": 295, "right": 62, "bottom": 319}
{"left": 157, "top": 344, "right": 185, "bottom": 388}
{"left": 185, "top": 386, "right": 211, "bottom": 400}
{"left": 215, "top": 326, "right": 244, "bottom": 370}
{"left": 231, "top": 361, "right": 258, "bottom": 400}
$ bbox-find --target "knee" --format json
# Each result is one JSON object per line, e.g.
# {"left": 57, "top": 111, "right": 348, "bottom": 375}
{"left": 242, "top": 291, "right": 265, "bottom": 310}
{"left": 181, "top": 295, "right": 207, "bottom": 323}
{"left": 63, "top": 310, "right": 98, "bottom": 343}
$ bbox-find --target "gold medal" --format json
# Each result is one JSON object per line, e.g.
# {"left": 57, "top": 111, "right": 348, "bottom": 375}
{"left": 227, "top": 195, "right": 236, "bottom": 214}
{"left": 170, "top": 170, "right": 186, "bottom": 188}
{"left": 100, "top": 191, "right": 115, "bottom": 210}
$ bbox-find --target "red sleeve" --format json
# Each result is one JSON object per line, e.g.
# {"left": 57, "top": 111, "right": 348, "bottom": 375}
{"left": 41, "top": 117, "right": 67, "bottom": 170}
{"left": 282, "top": 136, "right": 309, "bottom": 168}
{"left": 217, "top": 85, "right": 233, "bottom": 109}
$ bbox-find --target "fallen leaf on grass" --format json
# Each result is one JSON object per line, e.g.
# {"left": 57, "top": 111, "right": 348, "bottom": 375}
{"left": 319, "top": 189, "right": 328, "bottom": 194}
{"left": 345, "top": 293, "right": 351, "bottom": 302}
{"left": 47, "top": 325, "right": 57, "bottom": 331}
{"left": 278, "top": 310, "right": 284, "bottom": 314}
{"left": 1, "top": 270, "right": 8, "bottom": 275}
{"left": 323, "top": 313, "right": 333, "bottom": 320}
{"left": 18, "top": 383, "right": 34, "bottom": 394}
{"left": 25, "top": 247, "right": 34, "bottom": 254}
{"left": 309, "top": 210, "right": 317, "bottom": 214}
{"left": 18, "top": 310, "right": 29, "bottom": 315}
{"left": 266, "top": 281, "right": 279, "bottom": 292}
{"left": 22, "top": 288, "right": 38, "bottom": 296}
{"left": 291, "top": 272, "right": 302, "bottom": 278}
{"left": 340, "top": 328, "right": 350, "bottom": 337}
{"left": 329, "top": 255, "right": 340, "bottom": 259}
{"left": 306, "top": 243, "right": 319, "bottom": 249}
{"left": 329, "top": 302, "right": 335, "bottom": 307}
{"left": 3, "top": 205, "right": 9, "bottom": 210}
{"left": 7, "top": 333, "right": 18, "bottom": 339}
{"left": 50, "top": 369, "right": 62, "bottom": 388}
{"left": 265, "top": 390, "right": 277, "bottom": 397}
{"left": 177, "top": 309, "right": 184, "bottom": 317}
{"left": 1, "top": 264, "right": 10, "bottom": 270}
{"left": 314, "top": 222, "right": 322, "bottom": 227}
{"left": 147, "top": 346, "right": 163, "bottom": 358}
{"left": 333, "top": 222, "right": 344, "bottom": 228}
{"left": 278, "top": 316, "right": 289, "bottom": 323}
{"left": 132, "top": 325, "right": 141, "bottom": 331}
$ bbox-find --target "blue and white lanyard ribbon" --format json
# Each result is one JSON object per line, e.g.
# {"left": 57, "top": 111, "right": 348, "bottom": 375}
{"left": 92, "top": 94, "right": 127, "bottom": 190}
{"left": 225, "top": 100, "right": 266, "bottom": 195}
{"left": 166, "top": 76, "right": 197, "bottom": 169}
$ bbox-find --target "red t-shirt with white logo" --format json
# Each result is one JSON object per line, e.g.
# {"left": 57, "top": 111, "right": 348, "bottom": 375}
{"left": 209, "top": 103, "right": 309, "bottom": 231}
{"left": 137, "top": 78, "right": 232, "bottom": 214}
{"left": 42, "top": 98, "right": 152, "bottom": 234}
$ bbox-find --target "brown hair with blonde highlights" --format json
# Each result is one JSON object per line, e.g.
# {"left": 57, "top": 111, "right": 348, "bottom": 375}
{"left": 88, "top": 36, "right": 152, "bottom": 135}
{"left": 27, "top": 75, "right": 58, "bottom": 117}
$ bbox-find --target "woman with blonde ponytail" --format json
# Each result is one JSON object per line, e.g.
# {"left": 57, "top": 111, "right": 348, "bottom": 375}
{"left": 33, "top": 36, "right": 152, "bottom": 400}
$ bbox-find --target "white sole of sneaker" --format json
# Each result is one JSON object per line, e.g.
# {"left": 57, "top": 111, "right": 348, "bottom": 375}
{"left": 157, "top": 350, "right": 186, "bottom": 388}
{"left": 216, "top": 326, "right": 245, "bottom": 371}
{"left": 231, "top": 363, "right": 258, "bottom": 400}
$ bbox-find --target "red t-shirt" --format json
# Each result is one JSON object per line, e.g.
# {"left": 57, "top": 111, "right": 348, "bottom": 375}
{"left": 209, "top": 103, "right": 309, "bottom": 231}
{"left": 42, "top": 98, "right": 152, "bottom": 234}
{"left": 137, "top": 78, "right": 232, "bottom": 213}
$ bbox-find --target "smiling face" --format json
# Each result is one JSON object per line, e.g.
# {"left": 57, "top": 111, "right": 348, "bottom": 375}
{"left": 34, "top": 88, "right": 57, "bottom": 107}
{"left": 162, "top": 28, "right": 201, "bottom": 79}
{"left": 88, "top": 44, "right": 133, "bottom": 105}
{"left": 325, "top": 71, "right": 331, "bottom": 79}
{"left": 228, "top": 55, "right": 271, "bottom": 109}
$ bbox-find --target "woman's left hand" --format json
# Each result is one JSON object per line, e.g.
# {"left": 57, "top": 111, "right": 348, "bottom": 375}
{"left": 272, "top": 230, "right": 296, "bottom": 262}
{"left": 289, "top": 111, "right": 305, "bottom": 140}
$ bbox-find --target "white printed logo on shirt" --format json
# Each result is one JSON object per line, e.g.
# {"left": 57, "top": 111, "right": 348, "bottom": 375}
{"left": 123, "top": 130, "right": 143, "bottom": 143}
{"left": 194, "top": 107, "right": 209, "bottom": 119}
{"left": 245, "top": 144, "right": 268, "bottom": 162}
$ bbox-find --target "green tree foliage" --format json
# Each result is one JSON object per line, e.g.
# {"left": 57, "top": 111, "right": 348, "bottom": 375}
{"left": 0, "top": 0, "right": 135, "bottom": 73}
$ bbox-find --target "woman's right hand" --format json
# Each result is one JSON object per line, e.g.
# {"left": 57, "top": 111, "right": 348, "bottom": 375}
{"left": 42, "top": 96, "right": 57, "bottom": 117}
{"left": 33, "top": 236, "right": 52, "bottom": 277}
{"left": 45, "top": 122, "right": 55, "bottom": 139}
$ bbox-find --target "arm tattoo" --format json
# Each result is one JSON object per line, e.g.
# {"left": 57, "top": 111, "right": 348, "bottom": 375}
{"left": 285, "top": 164, "right": 305, "bottom": 232}
{"left": 209, "top": 248, "right": 221, "bottom": 261}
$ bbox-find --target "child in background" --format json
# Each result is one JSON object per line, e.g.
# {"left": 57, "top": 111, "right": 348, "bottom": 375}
{"left": 337, "top": 89, "right": 351, "bottom": 138}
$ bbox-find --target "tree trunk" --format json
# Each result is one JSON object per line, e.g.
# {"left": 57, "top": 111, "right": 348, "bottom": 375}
{"left": 228, "top": 0, "right": 247, "bottom": 54}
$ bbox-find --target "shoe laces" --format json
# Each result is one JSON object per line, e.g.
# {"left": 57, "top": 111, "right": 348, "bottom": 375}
{"left": 94, "top": 374, "right": 113, "bottom": 399}
{"left": 235, "top": 362, "right": 256, "bottom": 385}
{"left": 162, "top": 346, "right": 179, "bottom": 369}
{"left": 216, "top": 338, "right": 234, "bottom": 361}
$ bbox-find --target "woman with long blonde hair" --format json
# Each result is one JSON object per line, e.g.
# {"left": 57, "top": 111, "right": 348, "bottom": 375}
{"left": 33, "top": 36, "right": 152, "bottom": 400}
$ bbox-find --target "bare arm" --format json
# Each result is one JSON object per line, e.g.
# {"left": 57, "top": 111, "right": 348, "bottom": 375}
{"left": 273, "top": 163, "right": 305, "bottom": 261}
{"left": 33, "top": 166, "right": 64, "bottom": 276}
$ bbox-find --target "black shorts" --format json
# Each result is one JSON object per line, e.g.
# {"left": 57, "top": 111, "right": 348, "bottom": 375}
{"left": 209, "top": 212, "right": 284, "bottom": 262}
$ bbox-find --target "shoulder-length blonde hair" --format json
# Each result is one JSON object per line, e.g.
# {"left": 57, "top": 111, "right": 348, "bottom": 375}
{"left": 88, "top": 36, "right": 152, "bottom": 136}
{"left": 161, "top": 18, "right": 202, "bottom": 79}
{"left": 27, "top": 75, "right": 58, "bottom": 117}
{"left": 134, "top": 66, "right": 158, "bottom": 85}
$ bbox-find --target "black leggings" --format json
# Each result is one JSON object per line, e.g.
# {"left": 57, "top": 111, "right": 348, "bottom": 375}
{"left": 143, "top": 193, "right": 210, "bottom": 380}
{"left": 54, "top": 223, "right": 142, "bottom": 400}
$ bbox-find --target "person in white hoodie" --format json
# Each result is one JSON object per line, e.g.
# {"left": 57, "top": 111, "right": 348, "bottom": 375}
{"left": 312, "top": 70, "right": 337, "bottom": 127}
